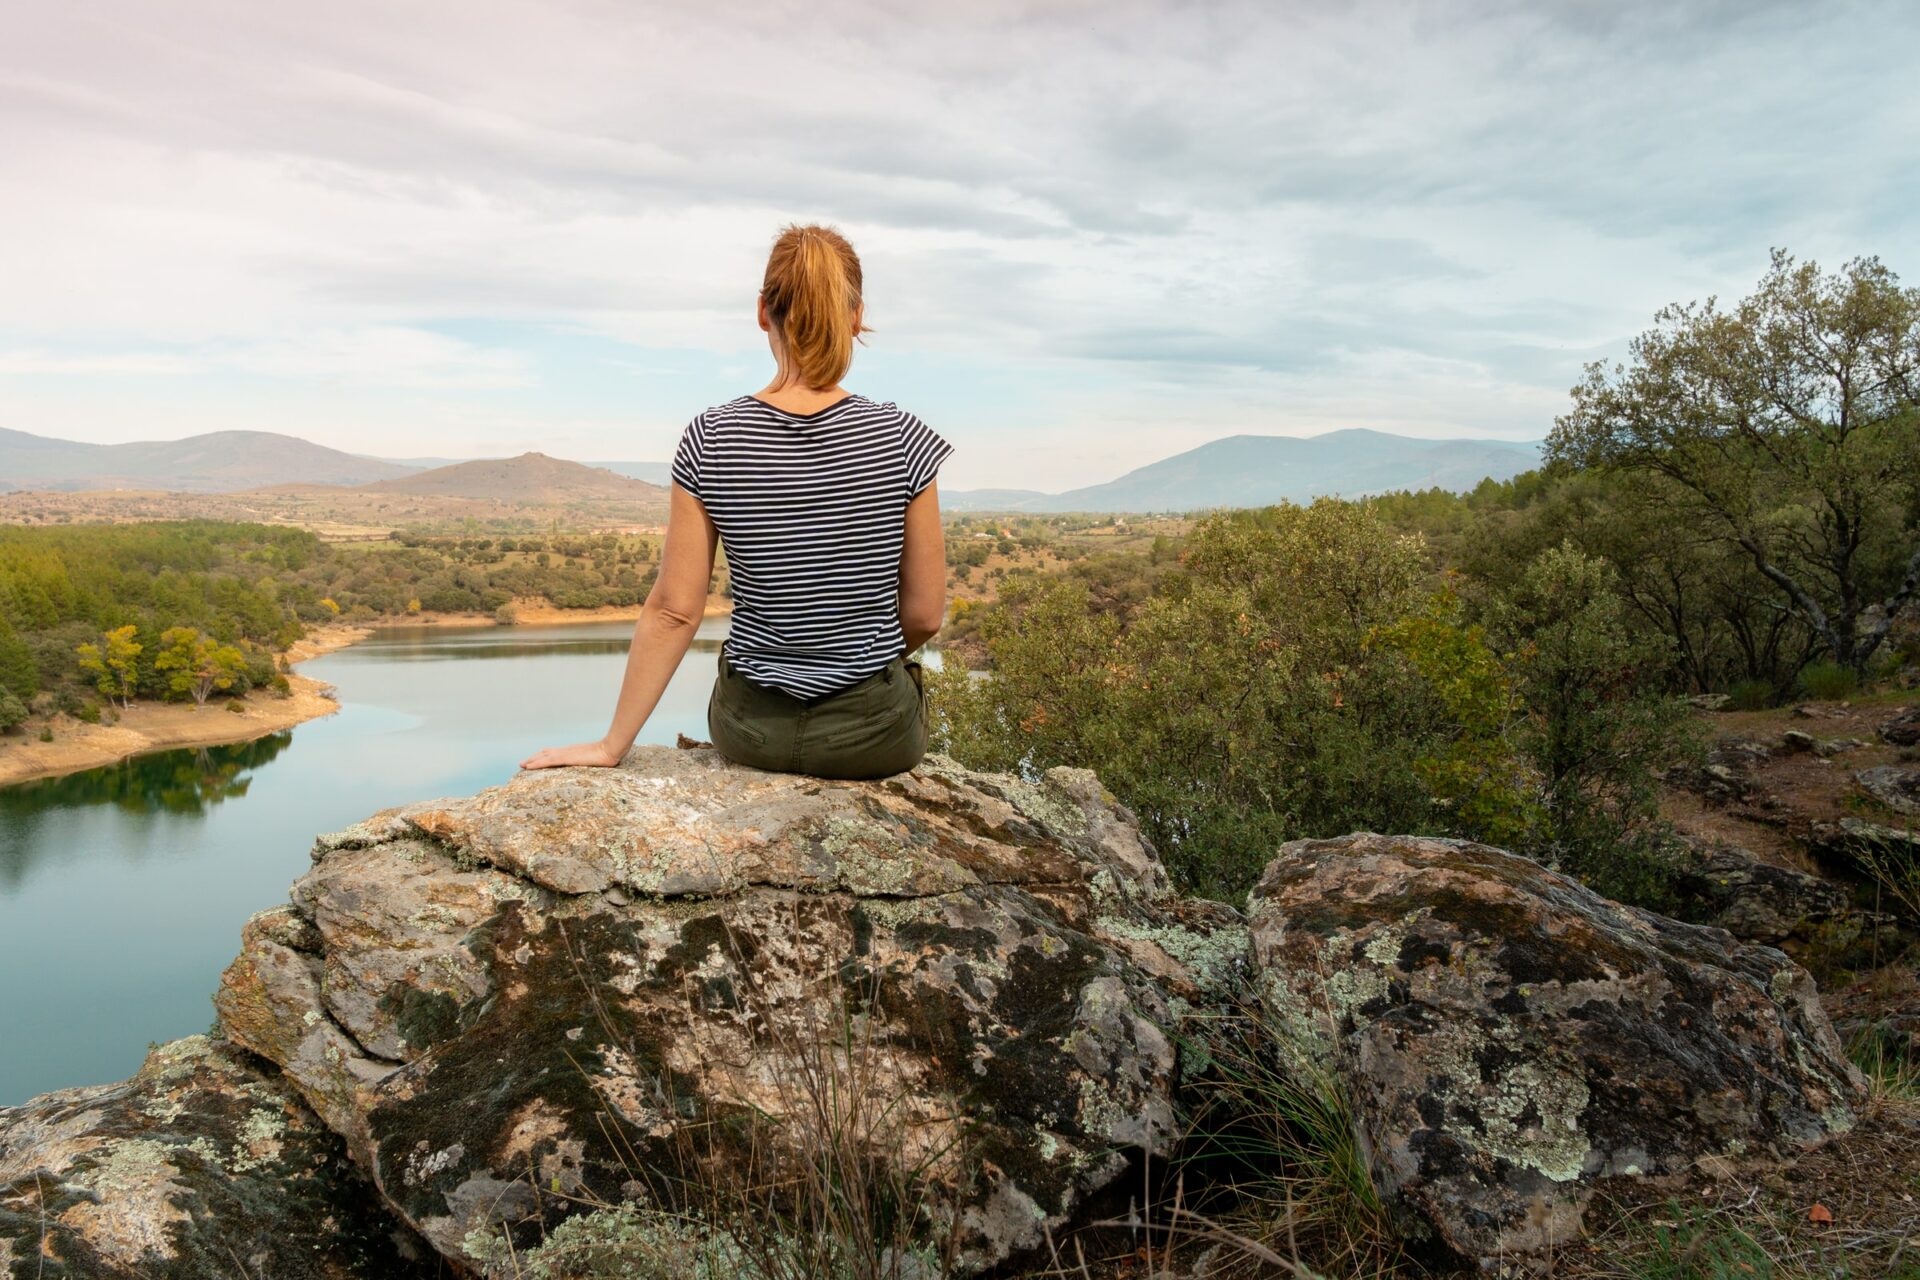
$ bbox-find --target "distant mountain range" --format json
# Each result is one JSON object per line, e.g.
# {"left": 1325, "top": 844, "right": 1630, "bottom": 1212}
{"left": 0, "top": 427, "right": 413, "bottom": 493}
{"left": 942, "top": 430, "right": 1541, "bottom": 512}
{"left": 350, "top": 453, "right": 664, "bottom": 503}
{"left": 3, "top": 426, "right": 1538, "bottom": 512}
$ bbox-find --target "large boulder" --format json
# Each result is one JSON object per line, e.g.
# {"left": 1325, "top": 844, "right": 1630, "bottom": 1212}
{"left": 1247, "top": 833, "right": 1863, "bottom": 1269}
{"left": 214, "top": 746, "right": 1219, "bottom": 1276}
{"left": 0, "top": 1036, "right": 420, "bottom": 1279}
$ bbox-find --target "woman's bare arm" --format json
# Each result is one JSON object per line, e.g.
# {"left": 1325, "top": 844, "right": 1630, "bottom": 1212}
{"left": 520, "top": 483, "right": 720, "bottom": 770}
{"left": 899, "top": 481, "right": 946, "bottom": 653}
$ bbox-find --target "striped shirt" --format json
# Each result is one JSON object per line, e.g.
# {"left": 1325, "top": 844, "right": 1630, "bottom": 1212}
{"left": 671, "top": 393, "right": 953, "bottom": 699}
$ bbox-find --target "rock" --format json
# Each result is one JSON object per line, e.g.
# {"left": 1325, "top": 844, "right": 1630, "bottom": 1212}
{"left": 215, "top": 746, "right": 1214, "bottom": 1276}
{"left": 1856, "top": 766, "right": 1920, "bottom": 816}
{"left": 1879, "top": 707, "right": 1920, "bottom": 746}
{"left": 1808, "top": 818, "right": 1920, "bottom": 879}
{"left": 1814, "top": 737, "right": 1869, "bottom": 758}
{"left": 1668, "top": 843, "right": 1898, "bottom": 976}
{"left": 1688, "top": 693, "right": 1731, "bottom": 711}
{"left": 1670, "top": 738, "right": 1772, "bottom": 804}
{"left": 1247, "top": 833, "right": 1862, "bottom": 1269}
{"left": 0, "top": 1036, "right": 420, "bottom": 1279}
{"left": 1781, "top": 729, "right": 1816, "bottom": 753}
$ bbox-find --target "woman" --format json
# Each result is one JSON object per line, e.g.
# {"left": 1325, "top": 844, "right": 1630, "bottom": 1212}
{"left": 521, "top": 223, "right": 951, "bottom": 780}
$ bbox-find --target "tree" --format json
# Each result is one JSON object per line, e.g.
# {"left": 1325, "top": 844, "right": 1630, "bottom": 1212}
{"left": 1549, "top": 250, "right": 1920, "bottom": 674}
{"left": 154, "top": 626, "right": 247, "bottom": 706}
{"left": 76, "top": 625, "right": 142, "bottom": 709}
{"left": 0, "top": 614, "right": 36, "bottom": 699}
{"left": 1489, "top": 544, "right": 1697, "bottom": 906}
{"left": 0, "top": 689, "right": 26, "bottom": 733}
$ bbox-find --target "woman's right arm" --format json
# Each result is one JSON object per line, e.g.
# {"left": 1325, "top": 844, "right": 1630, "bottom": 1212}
{"left": 899, "top": 481, "right": 946, "bottom": 653}
{"left": 520, "top": 482, "right": 719, "bottom": 770}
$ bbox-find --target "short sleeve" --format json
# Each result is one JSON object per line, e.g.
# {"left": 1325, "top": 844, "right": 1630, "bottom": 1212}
{"left": 669, "top": 415, "right": 706, "bottom": 499}
{"left": 899, "top": 411, "right": 953, "bottom": 501}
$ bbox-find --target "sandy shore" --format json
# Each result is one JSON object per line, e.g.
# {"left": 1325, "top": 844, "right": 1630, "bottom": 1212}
{"left": 395, "top": 595, "right": 733, "bottom": 629}
{"left": 0, "top": 624, "right": 372, "bottom": 788}
{"left": 0, "top": 600, "right": 734, "bottom": 787}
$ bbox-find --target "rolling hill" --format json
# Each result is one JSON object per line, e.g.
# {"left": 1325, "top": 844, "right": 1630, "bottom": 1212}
{"left": 353, "top": 452, "right": 667, "bottom": 503}
{"left": 0, "top": 427, "right": 416, "bottom": 492}
{"left": 943, "top": 429, "right": 1541, "bottom": 512}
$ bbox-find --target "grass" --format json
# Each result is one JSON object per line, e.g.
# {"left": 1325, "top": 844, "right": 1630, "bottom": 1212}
{"left": 1162, "top": 1006, "right": 1413, "bottom": 1279}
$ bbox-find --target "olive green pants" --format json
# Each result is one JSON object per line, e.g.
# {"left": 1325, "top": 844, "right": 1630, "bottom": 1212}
{"left": 708, "top": 650, "right": 929, "bottom": 780}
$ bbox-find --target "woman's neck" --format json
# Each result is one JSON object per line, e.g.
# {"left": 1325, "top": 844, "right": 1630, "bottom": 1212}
{"left": 754, "top": 374, "right": 850, "bottom": 416}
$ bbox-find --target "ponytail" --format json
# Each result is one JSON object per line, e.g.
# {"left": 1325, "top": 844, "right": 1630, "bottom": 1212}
{"left": 761, "top": 223, "right": 870, "bottom": 389}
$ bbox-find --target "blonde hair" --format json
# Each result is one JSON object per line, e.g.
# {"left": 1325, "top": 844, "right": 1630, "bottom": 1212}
{"left": 761, "top": 223, "right": 871, "bottom": 389}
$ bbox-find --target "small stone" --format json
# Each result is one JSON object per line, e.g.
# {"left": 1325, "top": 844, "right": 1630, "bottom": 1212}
{"left": 1781, "top": 730, "right": 1816, "bottom": 753}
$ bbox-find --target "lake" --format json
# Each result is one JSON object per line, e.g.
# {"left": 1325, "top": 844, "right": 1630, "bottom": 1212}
{"left": 0, "top": 618, "right": 747, "bottom": 1106}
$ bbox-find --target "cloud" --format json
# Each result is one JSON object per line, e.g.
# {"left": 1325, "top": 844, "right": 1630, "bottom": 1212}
{"left": 0, "top": 0, "right": 1914, "bottom": 485}
{"left": 0, "top": 329, "right": 530, "bottom": 389}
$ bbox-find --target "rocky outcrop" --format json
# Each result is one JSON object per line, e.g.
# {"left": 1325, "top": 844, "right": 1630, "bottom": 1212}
{"left": 0, "top": 1036, "right": 418, "bottom": 1278}
{"left": 1246, "top": 833, "right": 1862, "bottom": 1269}
{"left": 4, "top": 747, "right": 1877, "bottom": 1278}
{"left": 1667, "top": 842, "right": 1901, "bottom": 975}
{"left": 212, "top": 746, "right": 1225, "bottom": 1276}
{"left": 1857, "top": 765, "right": 1920, "bottom": 816}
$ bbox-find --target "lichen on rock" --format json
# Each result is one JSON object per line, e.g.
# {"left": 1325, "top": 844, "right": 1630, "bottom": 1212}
{"left": 1247, "top": 832, "right": 1865, "bottom": 1269}
{"left": 0, "top": 1036, "right": 416, "bottom": 1279}
{"left": 213, "top": 745, "right": 1187, "bottom": 1275}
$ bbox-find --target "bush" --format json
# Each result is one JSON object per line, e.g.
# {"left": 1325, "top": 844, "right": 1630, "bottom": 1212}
{"left": 1727, "top": 678, "right": 1777, "bottom": 711}
{"left": 1488, "top": 543, "right": 1697, "bottom": 909}
{"left": 1799, "top": 659, "right": 1858, "bottom": 700}
{"left": 225, "top": 698, "right": 247, "bottom": 714}
{"left": 74, "top": 701, "right": 101, "bottom": 725}
{"left": 932, "top": 501, "right": 1459, "bottom": 899}
{"left": 0, "top": 689, "right": 26, "bottom": 733}
{"left": 39, "top": 726, "right": 53, "bottom": 742}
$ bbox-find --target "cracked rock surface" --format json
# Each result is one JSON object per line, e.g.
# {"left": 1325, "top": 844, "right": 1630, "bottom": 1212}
{"left": 213, "top": 746, "right": 1208, "bottom": 1275}
{"left": 1247, "top": 832, "right": 1863, "bottom": 1269}
{"left": 0, "top": 1036, "right": 418, "bottom": 1278}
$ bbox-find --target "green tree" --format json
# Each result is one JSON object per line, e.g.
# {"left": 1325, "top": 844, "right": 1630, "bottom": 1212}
{"left": 76, "top": 625, "right": 142, "bottom": 709}
{"left": 0, "top": 614, "right": 36, "bottom": 698}
{"left": 1490, "top": 544, "right": 1696, "bottom": 907}
{"left": 1549, "top": 250, "right": 1920, "bottom": 674}
{"left": 154, "top": 626, "right": 247, "bottom": 706}
{"left": 0, "top": 688, "right": 26, "bottom": 733}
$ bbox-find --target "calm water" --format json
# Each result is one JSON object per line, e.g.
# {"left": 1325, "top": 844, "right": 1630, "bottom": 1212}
{"left": 0, "top": 619, "right": 735, "bottom": 1106}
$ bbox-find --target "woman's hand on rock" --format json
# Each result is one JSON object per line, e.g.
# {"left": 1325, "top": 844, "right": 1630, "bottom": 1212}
{"left": 520, "top": 740, "right": 623, "bottom": 771}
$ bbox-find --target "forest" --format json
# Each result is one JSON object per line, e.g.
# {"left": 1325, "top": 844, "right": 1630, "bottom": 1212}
{"left": 0, "top": 524, "right": 668, "bottom": 727}
{"left": 932, "top": 252, "right": 1920, "bottom": 906}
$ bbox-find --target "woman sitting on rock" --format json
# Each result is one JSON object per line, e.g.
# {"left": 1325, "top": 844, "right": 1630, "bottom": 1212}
{"left": 521, "top": 223, "right": 952, "bottom": 780}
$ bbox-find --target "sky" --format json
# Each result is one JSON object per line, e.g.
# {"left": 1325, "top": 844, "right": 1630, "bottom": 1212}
{"left": 1, "top": 0, "right": 1915, "bottom": 492}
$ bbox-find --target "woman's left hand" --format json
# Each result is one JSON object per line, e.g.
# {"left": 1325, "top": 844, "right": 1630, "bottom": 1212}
{"left": 520, "top": 741, "right": 623, "bottom": 771}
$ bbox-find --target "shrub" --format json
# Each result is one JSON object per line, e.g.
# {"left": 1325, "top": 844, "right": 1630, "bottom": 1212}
{"left": 1799, "top": 659, "right": 1858, "bottom": 700}
{"left": 74, "top": 701, "right": 101, "bottom": 725}
{"left": 0, "top": 689, "right": 26, "bottom": 733}
{"left": 39, "top": 726, "right": 53, "bottom": 742}
{"left": 225, "top": 698, "right": 247, "bottom": 714}
{"left": 1727, "top": 678, "right": 1777, "bottom": 711}
{"left": 1488, "top": 544, "right": 1698, "bottom": 909}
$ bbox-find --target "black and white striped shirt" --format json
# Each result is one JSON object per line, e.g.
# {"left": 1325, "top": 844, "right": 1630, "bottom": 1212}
{"left": 671, "top": 393, "right": 953, "bottom": 699}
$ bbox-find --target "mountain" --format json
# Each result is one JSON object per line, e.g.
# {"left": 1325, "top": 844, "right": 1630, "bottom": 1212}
{"left": 353, "top": 452, "right": 667, "bottom": 503}
{"left": 944, "top": 430, "right": 1541, "bottom": 513}
{"left": 590, "top": 460, "right": 673, "bottom": 486}
{"left": 0, "top": 428, "right": 416, "bottom": 492}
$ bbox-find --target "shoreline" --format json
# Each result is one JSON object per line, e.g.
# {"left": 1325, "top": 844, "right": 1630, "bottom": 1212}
{"left": 0, "top": 599, "right": 734, "bottom": 788}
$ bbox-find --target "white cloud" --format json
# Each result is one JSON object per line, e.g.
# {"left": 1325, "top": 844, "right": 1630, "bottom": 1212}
{"left": 0, "top": 0, "right": 1914, "bottom": 486}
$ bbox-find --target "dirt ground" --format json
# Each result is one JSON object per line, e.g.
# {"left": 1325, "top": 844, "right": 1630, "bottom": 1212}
{"left": 1662, "top": 691, "right": 1920, "bottom": 872}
